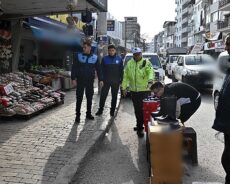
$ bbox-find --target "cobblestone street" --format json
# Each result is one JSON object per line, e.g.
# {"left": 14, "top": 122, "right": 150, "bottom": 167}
{"left": 0, "top": 88, "right": 116, "bottom": 184}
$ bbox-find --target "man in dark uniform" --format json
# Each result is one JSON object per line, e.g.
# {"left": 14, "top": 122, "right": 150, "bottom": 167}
{"left": 213, "top": 35, "right": 230, "bottom": 184}
{"left": 71, "top": 40, "right": 103, "bottom": 123}
{"left": 95, "top": 44, "right": 123, "bottom": 116}
{"left": 150, "top": 82, "right": 201, "bottom": 124}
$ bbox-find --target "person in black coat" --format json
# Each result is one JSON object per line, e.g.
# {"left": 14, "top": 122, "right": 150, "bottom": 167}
{"left": 213, "top": 35, "right": 230, "bottom": 184}
{"left": 150, "top": 81, "right": 201, "bottom": 124}
{"left": 71, "top": 40, "right": 103, "bottom": 123}
{"left": 95, "top": 44, "right": 123, "bottom": 116}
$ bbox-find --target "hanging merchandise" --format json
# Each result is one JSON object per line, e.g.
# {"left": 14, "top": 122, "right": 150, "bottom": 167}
{"left": 0, "top": 21, "right": 12, "bottom": 74}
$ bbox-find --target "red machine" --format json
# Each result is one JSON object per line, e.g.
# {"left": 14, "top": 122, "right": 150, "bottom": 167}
{"left": 143, "top": 97, "right": 160, "bottom": 132}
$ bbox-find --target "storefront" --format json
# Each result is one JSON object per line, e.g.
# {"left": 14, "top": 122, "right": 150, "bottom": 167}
{"left": 0, "top": 0, "right": 106, "bottom": 119}
{"left": 204, "top": 40, "right": 225, "bottom": 59}
{"left": 0, "top": 17, "right": 85, "bottom": 118}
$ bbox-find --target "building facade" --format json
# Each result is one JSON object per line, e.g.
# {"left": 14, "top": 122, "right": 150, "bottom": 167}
{"left": 122, "top": 17, "right": 141, "bottom": 49}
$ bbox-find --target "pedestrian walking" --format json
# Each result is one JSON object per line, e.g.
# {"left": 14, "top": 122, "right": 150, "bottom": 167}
{"left": 95, "top": 44, "right": 123, "bottom": 117}
{"left": 150, "top": 81, "right": 201, "bottom": 124}
{"left": 71, "top": 40, "right": 103, "bottom": 123}
{"left": 213, "top": 34, "right": 230, "bottom": 184}
{"left": 121, "top": 47, "right": 154, "bottom": 137}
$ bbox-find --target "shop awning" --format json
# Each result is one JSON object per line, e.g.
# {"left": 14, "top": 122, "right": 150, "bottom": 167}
{"left": 1, "top": 0, "right": 107, "bottom": 19}
{"left": 28, "top": 24, "right": 84, "bottom": 47}
{"left": 23, "top": 17, "right": 97, "bottom": 48}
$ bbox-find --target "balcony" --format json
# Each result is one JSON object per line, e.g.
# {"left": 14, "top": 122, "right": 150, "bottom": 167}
{"left": 182, "top": 7, "right": 188, "bottom": 15}
{"left": 182, "top": 37, "right": 188, "bottom": 43}
{"left": 217, "top": 19, "right": 230, "bottom": 31}
{"left": 188, "top": 6, "right": 193, "bottom": 14}
{"left": 182, "top": 17, "right": 188, "bottom": 24}
{"left": 182, "top": 27, "right": 189, "bottom": 33}
{"left": 219, "top": 0, "right": 230, "bottom": 11}
{"left": 182, "top": 0, "right": 190, "bottom": 6}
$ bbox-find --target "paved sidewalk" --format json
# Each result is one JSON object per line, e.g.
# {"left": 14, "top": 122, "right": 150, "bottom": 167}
{"left": 0, "top": 89, "right": 120, "bottom": 184}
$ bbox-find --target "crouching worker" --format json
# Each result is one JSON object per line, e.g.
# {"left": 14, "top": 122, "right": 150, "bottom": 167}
{"left": 150, "top": 82, "right": 201, "bottom": 124}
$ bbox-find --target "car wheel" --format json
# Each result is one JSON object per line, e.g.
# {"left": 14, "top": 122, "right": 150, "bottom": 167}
{"left": 214, "top": 92, "right": 220, "bottom": 110}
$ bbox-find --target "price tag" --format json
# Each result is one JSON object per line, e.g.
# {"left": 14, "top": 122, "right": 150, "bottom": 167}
{"left": 3, "top": 83, "right": 14, "bottom": 95}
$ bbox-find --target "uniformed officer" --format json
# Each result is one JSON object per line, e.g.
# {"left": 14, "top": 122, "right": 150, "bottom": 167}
{"left": 122, "top": 47, "right": 154, "bottom": 137}
{"left": 71, "top": 40, "right": 103, "bottom": 123}
{"left": 95, "top": 44, "right": 123, "bottom": 116}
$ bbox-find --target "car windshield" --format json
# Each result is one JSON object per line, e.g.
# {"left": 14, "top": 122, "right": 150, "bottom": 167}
{"left": 124, "top": 55, "right": 161, "bottom": 69}
{"left": 185, "top": 55, "right": 214, "bottom": 65}
{"left": 124, "top": 56, "right": 133, "bottom": 67}
{"left": 170, "top": 56, "right": 179, "bottom": 63}
{"left": 143, "top": 55, "right": 161, "bottom": 69}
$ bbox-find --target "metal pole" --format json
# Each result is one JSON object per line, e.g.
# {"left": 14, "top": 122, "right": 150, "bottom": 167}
{"left": 125, "top": 20, "right": 127, "bottom": 51}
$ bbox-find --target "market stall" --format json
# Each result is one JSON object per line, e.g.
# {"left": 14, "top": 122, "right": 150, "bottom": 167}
{"left": 0, "top": 72, "right": 65, "bottom": 119}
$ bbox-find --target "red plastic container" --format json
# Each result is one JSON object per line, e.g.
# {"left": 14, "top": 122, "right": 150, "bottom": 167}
{"left": 143, "top": 99, "right": 160, "bottom": 132}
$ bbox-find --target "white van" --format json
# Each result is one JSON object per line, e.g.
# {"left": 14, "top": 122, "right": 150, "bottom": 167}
{"left": 123, "top": 53, "right": 165, "bottom": 82}
{"left": 213, "top": 51, "right": 229, "bottom": 110}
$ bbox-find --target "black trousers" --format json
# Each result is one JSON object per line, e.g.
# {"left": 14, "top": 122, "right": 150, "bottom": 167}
{"left": 76, "top": 79, "right": 94, "bottom": 116}
{"left": 179, "top": 96, "right": 201, "bottom": 123}
{"left": 131, "top": 91, "right": 150, "bottom": 131}
{"left": 222, "top": 134, "right": 230, "bottom": 184}
{"left": 99, "top": 82, "right": 120, "bottom": 112}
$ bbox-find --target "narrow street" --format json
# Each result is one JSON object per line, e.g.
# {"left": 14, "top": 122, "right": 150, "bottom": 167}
{"left": 72, "top": 85, "right": 225, "bottom": 184}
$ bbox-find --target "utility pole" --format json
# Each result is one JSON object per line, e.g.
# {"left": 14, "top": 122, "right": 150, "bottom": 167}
{"left": 143, "top": 39, "right": 146, "bottom": 52}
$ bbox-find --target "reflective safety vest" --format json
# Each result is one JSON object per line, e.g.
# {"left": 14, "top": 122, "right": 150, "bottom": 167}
{"left": 122, "top": 57, "right": 154, "bottom": 92}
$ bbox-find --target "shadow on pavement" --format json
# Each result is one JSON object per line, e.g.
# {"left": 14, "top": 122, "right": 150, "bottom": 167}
{"left": 71, "top": 120, "right": 149, "bottom": 184}
{"left": 41, "top": 93, "right": 112, "bottom": 184}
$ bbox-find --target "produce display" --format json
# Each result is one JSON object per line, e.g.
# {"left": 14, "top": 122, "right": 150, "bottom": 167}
{"left": 0, "top": 72, "right": 65, "bottom": 118}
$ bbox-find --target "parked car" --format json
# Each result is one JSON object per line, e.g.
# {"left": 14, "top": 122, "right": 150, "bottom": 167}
{"left": 172, "top": 54, "right": 216, "bottom": 88}
{"left": 166, "top": 55, "right": 181, "bottom": 78}
{"left": 123, "top": 52, "right": 165, "bottom": 82}
{"left": 213, "top": 51, "right": 229, "bottom": 110}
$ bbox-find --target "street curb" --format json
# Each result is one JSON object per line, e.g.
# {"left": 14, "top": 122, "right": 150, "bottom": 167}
{"left": 54, "top": 95, "right": 122, "bottom": 184}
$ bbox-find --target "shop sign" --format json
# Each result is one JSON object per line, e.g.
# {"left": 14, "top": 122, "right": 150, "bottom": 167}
{"left": 191, "top": 43, "right": 203, "bottom": 54}
{"left": 204, "top": 42, "right": 215, "bottom": 50}
{"left": 107, "top": 20, "right": 115, "bottom": 31}
{"left": 208, "top": 42, "right": 215, "bottom": 48}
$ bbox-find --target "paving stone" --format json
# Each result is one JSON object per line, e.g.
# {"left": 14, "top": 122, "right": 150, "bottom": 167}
{"left": 0, "top": 90, "right": 118, "bottom": 183}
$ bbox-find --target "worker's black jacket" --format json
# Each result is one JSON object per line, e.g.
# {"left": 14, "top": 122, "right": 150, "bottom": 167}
{"left": 163, "top": 82, "right": 200, "bottom": 102}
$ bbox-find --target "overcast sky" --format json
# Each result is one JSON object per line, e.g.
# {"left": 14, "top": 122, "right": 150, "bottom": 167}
{"left": 108, "top": 0, "right": 176, "bottom": 41}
